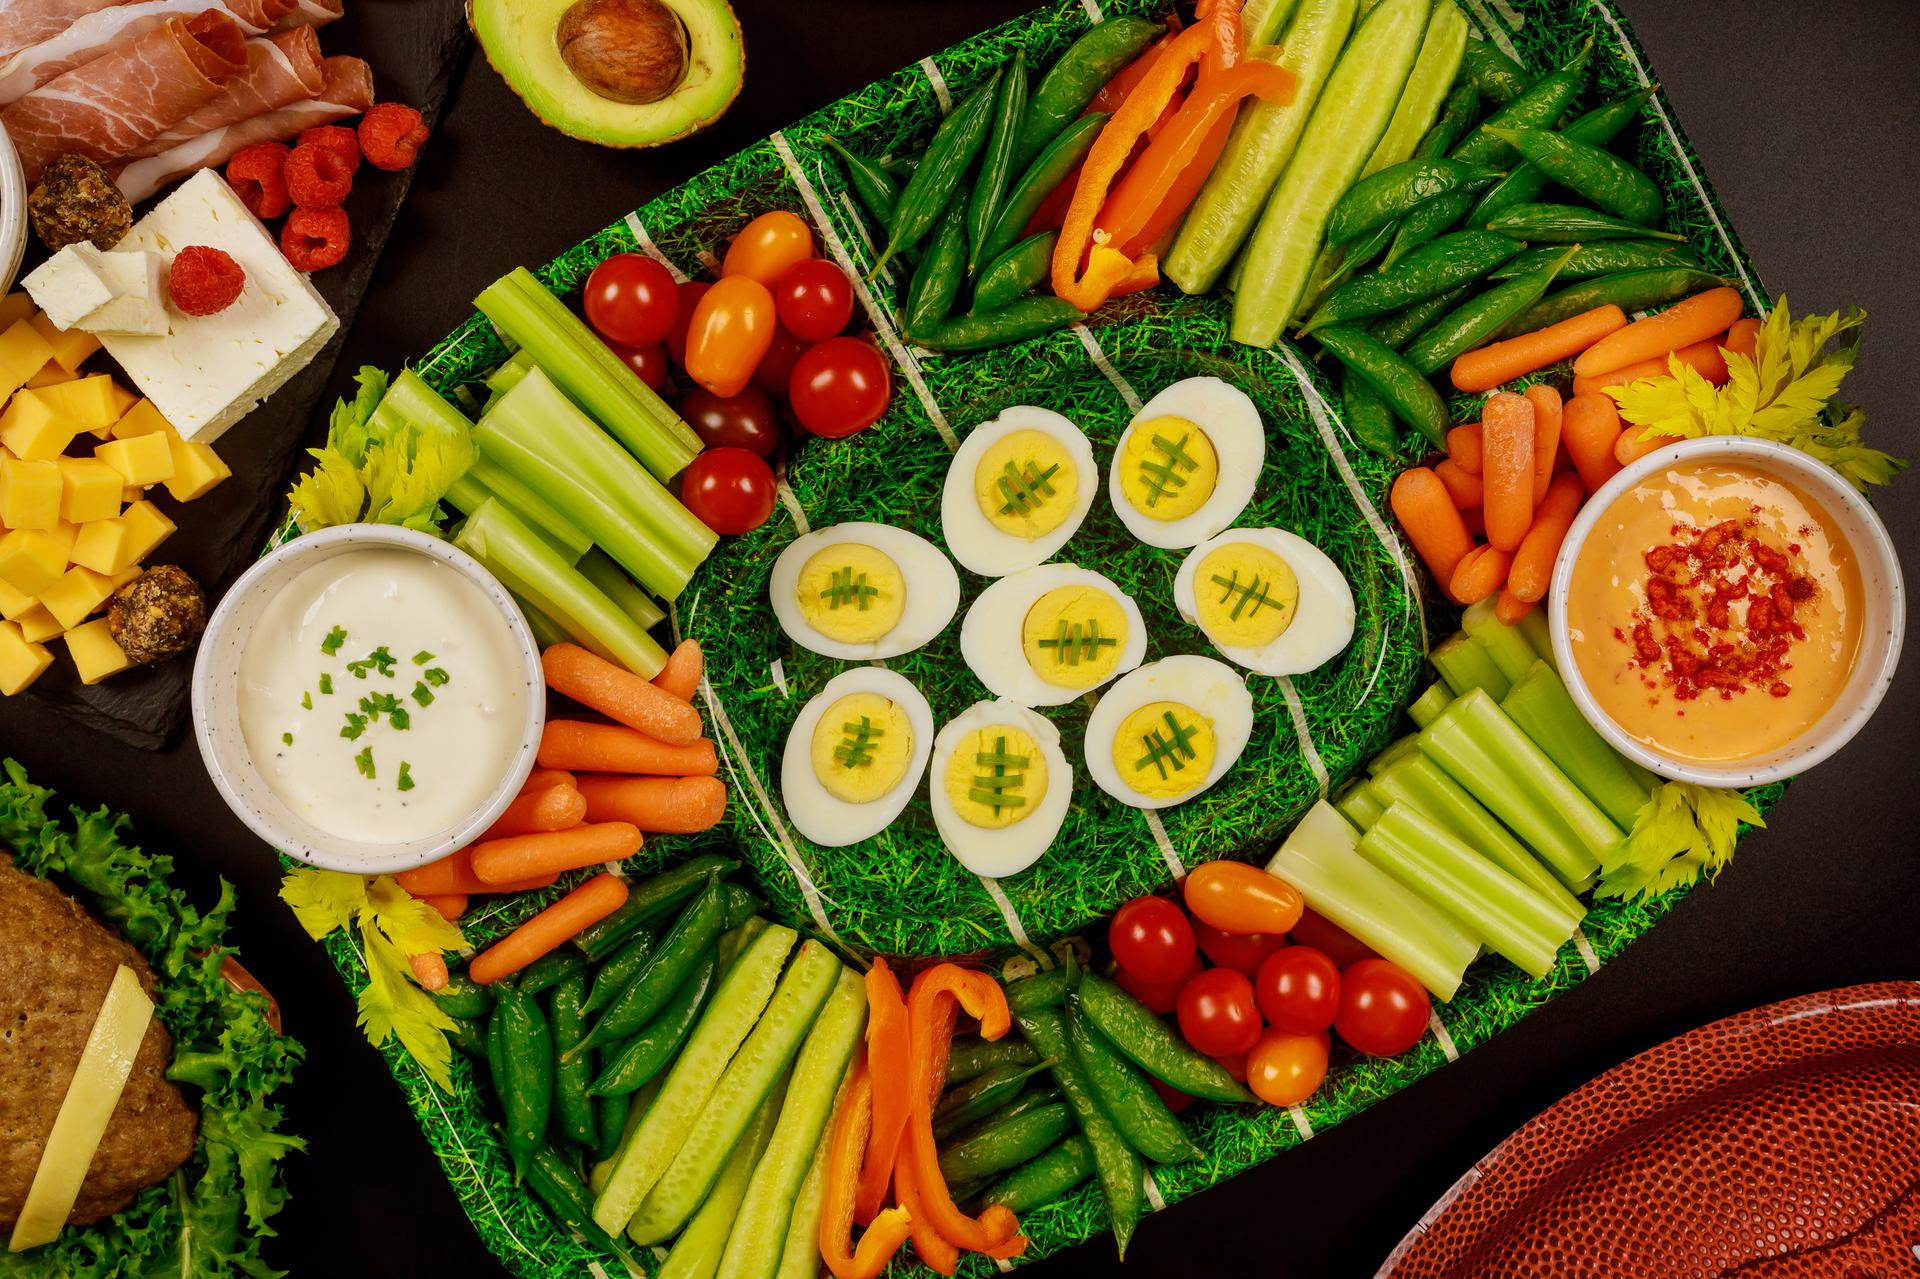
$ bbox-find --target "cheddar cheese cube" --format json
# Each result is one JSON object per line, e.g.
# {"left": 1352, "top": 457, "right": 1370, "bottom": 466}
{"left": 120, "top": 484, "right": 144, "bottom": 503}
{"left": 118, "top": 501, "right": 173, "bottom": 562}
{"left": 24, "top": 361, "right": 70, "bottom": 390}
{"left": 0, "top": 528, "right": 71, "bottom": 594}
{"left": 0, "top": 620, "right": 53, "bottom": 694}
{"left": 57, "top": 457, "right": 123, "bottom": 524}
{"left": 107, "top": 381, "right": 138, "bottom": 419}
{"left": 164, "top": 438, "right": 230, "bottom": 502}
{"left": 46, "top": 521, "right": 78, "bottom": 562}
{"left": 28, "top": 311, "right": 100, "bottom": 374}
{"left": 15, "top": 603, "right": 61, "bottom": 644}
{"left": 71, "top": 501, "right": 172, "bottom": 575}
{"left": 40, "top": 566, "right": 117, "bottom": 630}
{"left": 0, "top": 454, "right": 61, "bottom": 529}
{"left": 0, "top": 294, "right": 34, "bottom": 331}
{"left": 96, "top": 431, "right": 175, "bottom": 486}
{"left": 0, "top": 392, "right": 79, "bottom": 461}
{"left": 64, "top": 618, "right": 130, "bottom": 684}
{"left": 108, "top": 398, "right": 176, "bottom": 441}
{"left": 30, "top": 374, "right": 119, "bottom": 432}
{"left": 0, "top": 319, "right": 56, "bottom": 400}
{"left": 0, "top": 576, "right": 34, "bottom": 621}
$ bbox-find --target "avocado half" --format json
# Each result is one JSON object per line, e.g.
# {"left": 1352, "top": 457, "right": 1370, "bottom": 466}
{"left": 470, "top": 0, "right": 744, "bottom": 148}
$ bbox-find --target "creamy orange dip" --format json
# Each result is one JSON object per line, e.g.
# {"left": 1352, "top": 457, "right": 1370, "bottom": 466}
{"left": 1565, "top": 461, "right": 1863, "bottom": 764}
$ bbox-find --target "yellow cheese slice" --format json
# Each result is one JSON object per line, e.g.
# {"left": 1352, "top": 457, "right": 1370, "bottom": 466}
{"left": 7, "top": 964, "right": 154, "bottom": 1253}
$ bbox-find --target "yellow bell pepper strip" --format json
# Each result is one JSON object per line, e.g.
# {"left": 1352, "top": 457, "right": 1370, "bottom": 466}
{"left": 818, "top": 1054, "right": 914, "bottom": 1279}
{"left": 853, "top": 958, "right": 910, "bottom": 1225}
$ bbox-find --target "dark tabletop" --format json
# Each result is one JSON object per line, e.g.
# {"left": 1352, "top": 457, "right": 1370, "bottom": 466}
{"left": 3, "top": 2, "right": 1917, "bottom": 1275}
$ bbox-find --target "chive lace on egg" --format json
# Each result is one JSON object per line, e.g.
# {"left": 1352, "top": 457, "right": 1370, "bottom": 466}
{"left": 820, "top": 566, "right": 880, "bottom": 611}
{"left": 1036, "top": 618, "right": 1118, "bottom": 666}
{"left": 1138, "top": 432, "right": 1200, "bottom": 508}
{"left": 834, "top": 716, "right": 884, "bottom": 768}
{"left": 1135, "top": 711, "right": 1200, "bottom": 781}
{"left": 996, "top": 459, "right": 1060, "bottom": 515}
{"left": 1211, "top": 569, "right": 1279, "bottom": 621}
{"left": 969, "top": 735, "right": 1030, "bottom": 813}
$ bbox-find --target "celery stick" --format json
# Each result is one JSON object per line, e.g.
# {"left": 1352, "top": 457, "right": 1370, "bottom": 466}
{"left": 1461, "top": 599, "right": 1539, "bottom": 684}
{"left": 1267, "top": 801, "right": 1478, "bottom": 1000}
{"left": 1359, "top": 803, "right": 1572, "bottom": 979}
{"left": 1517, "top": 608, "right": 1558, "bottom": 674}
{"left": 469, "top": 456, "right": 592, "bottom": 561}
{"left": 487, "top": 348, "right": 537, "bottom": 393}
{"left": 1367, "top": 733, "right": 1425, "bottom": 777}
{"left": 1409, "top": 681, "right": 1453, "bottom": 729}
{"left": 1370, "top": 755, "right": 1586, "bottom": 931}
{"left": 1431, "top": 634, "right": 1511, "bottom": 700}
{"left": 477, "top": 268, "right": 701, "bottom": 481}
{"left": 655, "top": 1073, "right": 788, "bottom": 1279}
{"left": 456, "top": 499, "right": 667, "bottom": 677}
{"left": 367, "top": 367, "right": 475, "bottom": 447}
{"left": 518, "top": 599, "right": 571, "bottom": 650}
{"left": 1502, "top": 660, "right": 1655, "bottom": 828}
{"left": 578, "top": 549, "right": 666, "bottom": 632}
{"left": 1336, "top": 779, "right": 1387, "bottom": 830}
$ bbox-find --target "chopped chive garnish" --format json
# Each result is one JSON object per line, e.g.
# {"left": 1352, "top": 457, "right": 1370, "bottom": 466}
{"left": 318, "top": 673, "right": 333, "bottom": 695}
{"left": 995, "top": 460, "right": 1061, "bottom": 515}
{"left": 346, "top": 646, "right": 398, "bottom": 680}
{"left": 412, "top": 650, "right": 435, "bottom": 665}
{"left": 819, "top": 566, "right": 880, "bottom": 611}
{"left": 1134, "top": 710, "right": 1201, "bottom": 781}
{"left": 354, "top": 746, "right": 375, "bottom": 779}
{"left": 300, "top": 691, "right": 312, "bottom": 710}
{"left": 396, "top": 762, "right": 415, "bottom": 792}
{"left": 411, "top": 681, "right": 435, "bottom": 707}
{"left": 340, "top": 713, "right": 368, "bottom": 740}
{"left": 970, "top": 734, "right": 1029, "bottom": 814}
{"left": 423, "top": 667, "right": 450, "bottom": 687}
{"left": 1137, "top": 431, "right": 1201, "bottom": 508}
{"left": 281, "top": 732, "right": 293, "bottom": 746}
{"left": 1211, "top": 569, "right": 1279, "bottom": 621}
{"left": 1035, "top": 618, "right": 1118, "bottom": 665}
{"left": 321, "top": 625, "right": 348, "bottom": 656}
{"left": 833, "top": 716, "right": 883, "bottom": 768}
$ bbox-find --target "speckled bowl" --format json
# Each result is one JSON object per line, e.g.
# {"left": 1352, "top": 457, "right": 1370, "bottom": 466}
{"left": 1548, "top": 436, "right": 1903, "bottom": 787}
{"left": 0, "top": 128, "right": 26, "bottom": 294}
{"left": 191, "top": 524, "right": 545, "bottom": 873}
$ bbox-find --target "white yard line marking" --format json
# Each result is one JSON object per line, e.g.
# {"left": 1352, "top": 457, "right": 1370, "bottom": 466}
{"left": 918, "top": 57, "right": 952, "bottom": 113}
{"left": 773, "top": 455, "right": 811, "bottom": 533}
{"left": 1141, "top": 1166, "right": 1167, "bottom": 1213}
{"left": 979, "top": 875, "right": 1050, "bottom": 966}
{"left": 1485, "top": 0, "right": 1523, "bottom": 29}
{"left": 1073, "top": 323, "right": 1143, "bottom": 412}
{"left": 771, "top": 131, "right": 957, "bottom": 449}
{"left": 622, "top": 213, "right": 689, "bottom": 282}
{"left": 1275, "top": 675, "right": 1330, "bottom": 797}
{"left": 1078, "top": 0, "right": 1105, "bottom": 21}
{"left": 770, "top": 658, "right": 789, "bottom": 698}
{"left": 1459, "top": 0, "right": 1521, "bottom": 61}
{"left": 835, "top": 188, "right": 881, "bottom": 260}
{"left": 1428, "top": 1011, "right": 1461, "bottom": 1062}
{"left": 1141, "top": 810, "right": 1188, "bottom": 881}
{"left": 1572, "top": 926, "right": 1601, "bottom": 973}
{"left": 1354, "top": 617, "right": 1396, "bottom": 711}
{"left": 693, "top": 247, "right": 721, "bottom": 274}
{"left": 1288, "top": 1105, "right": 1315, "bottom": 1140}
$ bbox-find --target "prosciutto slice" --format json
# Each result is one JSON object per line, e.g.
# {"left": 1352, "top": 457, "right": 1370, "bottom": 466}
{"left": 271, "top": 0, "right": 341, "bottom": 30}
{"left": 122, "top": 26, "right": 323, "bottom": 159}
{"left": 0, "top": 0, "right": 296, "bottom": 106}
{"left": 2, "top": 10, "right": 248, "bottom": 184}
{"left": 0, "top": 0, "right": 128, "bottom": 65}
{"left": 114, "top": 54, "right": 372, "bottom": 201}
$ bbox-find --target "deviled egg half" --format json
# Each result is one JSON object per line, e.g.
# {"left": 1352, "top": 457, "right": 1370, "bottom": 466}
{"left": 1172, "top": 528, "right": 1356, "bottom": 676}
{"left": 1084, "top": 655, "right": 1253, "bottom": 810}
{"left": 928, "top": 700, "right": 1072, "bottom": 879}
{"left": 1108, "top": 376, "right": 1264, "bottom": 549}
{"left": 960, "top": 564, "right": 1147, "bottom": 707}
{"left": 770, "top": 522, "right": 961, "bottom": 660}
{"left": 941, "top": 406, "right": 1099, "bottom": 577}
{"left": 781, "top": 667, "right": 935, "bottom": 847}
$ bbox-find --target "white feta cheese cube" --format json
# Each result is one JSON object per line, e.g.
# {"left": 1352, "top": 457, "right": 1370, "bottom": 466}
{"left": 22, "top": 244, "right": 114, "bottom": 330}
{"left": 78, "top": 250, "right": 167, "bottom": 337}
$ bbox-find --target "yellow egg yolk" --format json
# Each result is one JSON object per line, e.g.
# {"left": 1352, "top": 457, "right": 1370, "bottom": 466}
{"left": 1112, "top": 700, "right": 1215, "bottom": 799}
{"left": 1195, "top": 543, "right": 1299, "bottom": 647}
{"left": 973, "top": 429, "right": 1079, "bottom": 539}
{"left": 943, "top": 724, "right": 1048, "bottom": 829}
{"left": 1118, "top": 416, "right": 1218, "bottom": 521}
{"left": 795, "top": 543, "right": 906, "bottom": 644}
{"left": 1020, "top": 586, "right": 1129, "bottom": 690}
{"left": 810, "top": 691, "right": 914, "bottom": 803}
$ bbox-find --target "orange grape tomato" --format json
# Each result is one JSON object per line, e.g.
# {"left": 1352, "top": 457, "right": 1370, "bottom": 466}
{"left": 1182, "top": 860, "right": 1305, "bottom": 936}
{"left": 684, "top": 275, "right": 776, "bottom": 397}
{"left": 1246, "top": 1028, "right": 1329, "bottom": 1107}
{"left": 722, "top": 210, "right": 816, "bottom": 286}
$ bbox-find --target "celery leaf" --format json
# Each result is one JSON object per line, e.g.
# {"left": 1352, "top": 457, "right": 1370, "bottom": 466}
{"left": 1600, "top": 781, "right": 1764, "bottom": 900}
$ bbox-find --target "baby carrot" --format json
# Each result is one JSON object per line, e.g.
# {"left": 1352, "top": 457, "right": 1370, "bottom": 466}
{"left": 478, "top": 781, "right": 586, "bottom": 842}
{"left": 1723, "top": 316, "right": 1761, "bottom": 360}
{"left": 1460, "top": 507, "right": 1486, "bottom": 537}
{"left": 1614, "top": 426, "right": 1676, "bottom": 467}
{"left": 1562, "top": 393, "right": 1623, "bottom": 494}
{"left": 538, "top": 721, "right": 721, "bottom": 776}
{"left": 577, "top": 775, "right": 727, "bottom": 835}
{"left": 470, "top": 821, "right": 641, "bottom": 885}
{"left": 409, "top": 952, "right": 449, "bottom": 992}
{"left": 543, "top": 643, "right": 703, "bottom": 746}
{"left": 1571, "top": 335, "right": 1728, "bottom": 396}
{"left": 1434, "top": 459, "right": 1484, "bottom": 509}
{"left": 1525, "top": 383, "right": 1562, "bottom": 505}
{"left": 520, "top": 768, "right": 576, "bottom": 794}
{"left": 420, "top": 893, "right": 468, "bottom": 922}
{"left": 1493, "top": 586, "right": 1534, "bottom": 624}
{"left": 652, "top": 640, "right": 705, "bottom": 702}
{"left": 1508, "top": 472, "right": 1585, "bottom": 602}
{"left": 470, "top": 873, "right": 630, "bottom": 985}
{"left": 1572, "top": 286, "right": 1743, "bottom": 378}
{"left": 1389, "top": 468, "right": 1475, "bottom": 589}
{"left": 1449, "top": 304, "right": 1629, "bottom": 393}
{"left": 1448, "top": 544, "right": 1513, "bottom": 606}
{"left": 397, "top": 848, "right": 559, "bottom": 897}
{"left": 1481, "top": 391, "right": 1536, "bottom": 553}
{"left": 1446, "top": 423, "right": 1483, "bottom": 474}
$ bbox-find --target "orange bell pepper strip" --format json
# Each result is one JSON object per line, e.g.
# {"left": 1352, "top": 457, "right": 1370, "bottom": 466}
{"left": 1196, "top": 0, "right": 1243, "bottom": 78}
{"left": 853, "top": 958, "right": 910, "bottom": 1225}
{"left": 819, "top": 1054, "right": 914, "bottom": 1279}
{"left": 893, "top": 1148, "right": 959, "bottom": 1276}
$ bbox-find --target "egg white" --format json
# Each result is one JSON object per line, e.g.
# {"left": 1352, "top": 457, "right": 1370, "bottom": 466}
{"left": 1107, "top": 376, "right": 1265, "bottom": 549}
{"left": 1172, "top": 528, "right": 1357, "bottom": 676}
{"left": 768, "top": 522, "right": 961, "bottom": 660}
{"left": 941, "top": 406, "right": 1099, "bottom": 577}
{"left": 1083, "top": 655, "right": 1254, "bottom": 810}
{"left": 780, "top": 667, "right": 935, "bottom": 847}
{"left": 959, "top": 563, "right": 1148, "bottom": 707}
{"left": 928, "top": 700, "right": 1073, "bottom": 879}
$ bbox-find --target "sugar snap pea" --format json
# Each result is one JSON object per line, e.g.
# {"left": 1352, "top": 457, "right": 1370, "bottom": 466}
{"left": 1400, "top": 244, "right": 1579, "bottom": 374}
{"left": 573, "top": 853, "right": 734, "bottom": 959}
{"left": 1501, "top": 267, "right": 1728, "bottom": 337}
{"left": 823, "top": 136, "right": 899, "bottom": 227}
{"left": 498, "top": 983, "right": 554, "bottom": 1178}
{"left": 1488, "top": 125, "right": 1664, "bottom": 226}
{"left": 1461, "top": 37, "right": 1533, "bottom": 104}
{"left": 980, "top": 1135, "right": 1095, "bottom": 1213}
{"left": 949, "top": 1082, "right": 1064, "bottom": 1145}
{"left": 1065, "top": 1003, "right": 1200, "bottom": 1163}
{"left": 933, "top": 1059, "right": 1054, "bottom": 1140}
{"left": 1383, "top": 187, "right": 1473, "bottom": 269}
{"left": 972, "top": 231, "right": 1057, "bottom": 313}
{"left": 434, "top": 971, "right": 494, "bottom": 1019}
{"left": 1015, "top": 1006, "right": 1142, "bottom": 1258}
{"left": 946, "top": 1035, "right": 1040, "bottom": 1085}
{"left": 1370, "top": 283, "right": 1473, "bottom": 349}
{"left": 448, "top": 1014, "right": 489, "bottom": 1059}
{"left": 981, "top": 111, "right": 1107, "bottom": 270}
{"left": 907, "top": 296, "right": 1080, "bottom": 351}
{"left": 968, "top": 49, "right": 1027, "bottom": 275}
{"left": 595, "top": 1056, "right": 631, "bottom": 1161}
{"left": 937, "top": 1102, "right": 1074, "bottom": 1184}
{"left": 589, "top": 948, "right": 719, "bottom": 1097}
{"left": 1004, "top": 950, "right": 1079, "bottom": 1013}
{"left": 877, "top": 76, "right": 999, "bottom": 274}
{"left": 1013, "top": 16, "right": 1160, "bottom": 168}
{"left": 550, "top": 970, "right": 597, "bottom": 1148}
{"left": 1469, "top": 87, "right": 1657, "bottom": 227}
{"left": 1485, "top": 202, "right": 1685, "bottom": 244}
{"left": 527, "top": 1146, "right": 640, "bottom": 1269}
{"left": 1491, "top": 238, "right": 1702, "bottom": 279}
{"left": 719, "top": 882, "right": 761, "bottom": 928}
{"left": 1074, "top": 973, "right": 1254, "bottom": 1103}
{"left": 487, "top": 996, "right": 509, "bottom": 1108}
{"left": 518, "top": 946, "right": 588, "bottom": 998}
{"left": 1450, "top": 39, "right": 1592, "bottom": 168}
{"left": 573, "top": 883, "right": 727, "bottom": 1058}
{"left": 584, "top": 930, "right": 655, "bottom": 1015}
{"left": 1327, "top": 159, "right": 1502, "bottom": 246}
{"left": 717, "top": 916, "right": 768, "bottom": 973}
{"left": 1307, "top": 230, "right": 1520, "bottom": 330}
{"left": 906, "top": 202, "right": 968, "bottom": 335}
{"left": 1342, "top": 366, "right": 1401, "bottom": 457}
{"left": 1314, "top": 325, "right": 1450, "bottom": 448}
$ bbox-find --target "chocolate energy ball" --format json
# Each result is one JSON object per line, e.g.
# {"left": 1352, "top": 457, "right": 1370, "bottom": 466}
{"left": 107, "top": 565, "right": 207, "bottom": 666}
{"left": 28, "top": 155, "right": 134, "bottom": 252}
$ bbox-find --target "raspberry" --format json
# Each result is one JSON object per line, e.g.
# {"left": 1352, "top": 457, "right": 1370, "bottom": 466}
{"left": 167, "top": 246, "right": 245, "bottom": 316}
{"left": 281, "top": 206, "right": 350, "bottom": 272}
{"left": 283, "top": 140, "right": 354, "bottom": 207}
{"left": 297, "top": 124, "right": 361, "bottom": 174}
{"left": 357, "top": 102, "right": 429, "bottom": 172}
{"left": 225, "top": 142, "right": 291, "bottom": 219}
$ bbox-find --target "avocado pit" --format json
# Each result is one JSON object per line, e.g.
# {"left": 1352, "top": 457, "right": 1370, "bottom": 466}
{"left": 556, "top": 0, "right": 689, "bottom": 105}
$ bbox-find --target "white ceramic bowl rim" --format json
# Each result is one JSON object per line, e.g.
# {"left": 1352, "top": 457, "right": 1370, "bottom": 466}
{"left": 0, "top": 128, "right": 27, "bottom": 295}
{"left": 1548, "top": 436, "right": 1905, "bottom": 787}
{"left": 191, "top": 523, "right": 545, "bottom": 873}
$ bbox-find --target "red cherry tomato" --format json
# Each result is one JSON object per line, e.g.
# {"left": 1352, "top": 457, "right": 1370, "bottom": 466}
{"left": 1254, "top": 946, "right": 1341, "bottom": 1035}
{"left": 1112, "top": 952, "right": 1200, "bottom": 1016}
{"left": 685, "top": 276, "right": 776, "bottom": 397}
{"left": 1211, "top": 1051, "right": 1248, "bottom": 1082}
{"left": 1183, "top": 860, "right": 1305, "bottom": 936}
{"left": 1108, "top": 896, "right": 1196, "bottom": 985}
{"left": 1334, "top": 958, "right": 1430, "bottom": 1057}
{"left": 789, "top": 337, "right": 891, "bottom": 438}
{"left": 680, "top": 384, "right": 780, "bottom": 458}
{"left": 1289, "top": 908, "right": 1379, "bottom": 971}
{"left": 774, "top": 258, "right": 855, "bottom": 342}
{"left": 752, "top": 324, "right": 808, "bottom": 398}
{"left": 606, "top": 340, "right": 669, "bottom": 392}
{"left": 666, "top": 280, "right": 711, "bottom": 368}
{"left": 1176, "top": 966, "right": 1261, "bottom": 1057}
{"left": 1246, "top": 1029, "right": 1329, "bottom": 1107}
{"left": 1194, "top": 920, "right": 1287, "bottom": 976}
{"left": 722, "top": 210, "right": 815, "bottom": 286}
{"left": 584, "top": 252, "right": 678, "bottom": 347}
{"left": 678, "top": 447, "right": 776, "bottom": 536}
